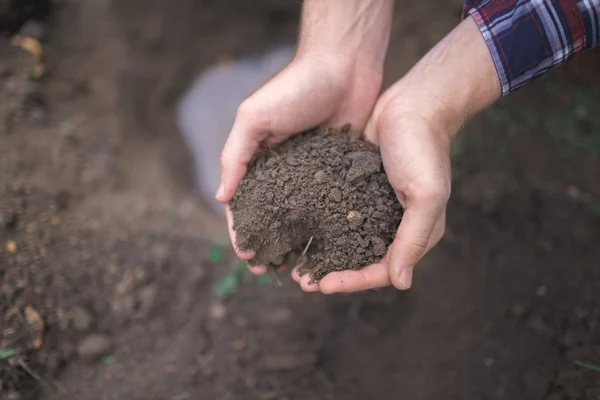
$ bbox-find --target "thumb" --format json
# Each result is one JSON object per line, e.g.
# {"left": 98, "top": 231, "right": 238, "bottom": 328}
{"left": 216, "top": 103, "right": 266, "bottom": 203}
{"left": 388, "top": 193, "right": 444, "bottom": 289}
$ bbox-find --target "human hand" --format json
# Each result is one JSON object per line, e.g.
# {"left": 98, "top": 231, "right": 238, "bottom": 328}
{"left": 292, "top": 95, "right": 452, "bottom": 292}
{"left": 294, "top": 16, "right": 502, "bottom": 293}
{"left": 218, "top": 54, "right": 385, "bottom": 273}
{"left": 217, "top": 0, "right": 394, "bottom": 274}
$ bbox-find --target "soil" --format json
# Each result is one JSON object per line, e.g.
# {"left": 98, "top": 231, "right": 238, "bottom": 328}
{"left": 231, "top": 128, "right": 402, "bottom": 280}
{"left": 0, "top": 0, "right": 599, "bottom": 399}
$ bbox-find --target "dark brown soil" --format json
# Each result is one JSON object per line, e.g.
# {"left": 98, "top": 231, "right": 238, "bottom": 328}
{"left": 1, "top": 1, "right": 599, "bottom": 399}
{"left": 230, "top": 127, "right": 403, "bottom": 280}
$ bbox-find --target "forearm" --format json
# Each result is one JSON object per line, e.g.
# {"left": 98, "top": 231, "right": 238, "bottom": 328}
{"left": 379, "top": 16, "right": 501, "bottom": 140}
{"left": 297, "top": 0, "right": 394, "bottom": 72}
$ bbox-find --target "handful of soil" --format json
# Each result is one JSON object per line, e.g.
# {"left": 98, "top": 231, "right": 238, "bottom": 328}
{"left": 230, "top": 127, "right": 403, "bottom": 281}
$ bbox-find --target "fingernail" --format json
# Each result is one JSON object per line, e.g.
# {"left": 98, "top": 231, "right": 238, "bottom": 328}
{"left": 398, "top": 267, "right": 413, "bottom": 289}
{"left": 215, "top": 182, "right": 225, "bottom": 200}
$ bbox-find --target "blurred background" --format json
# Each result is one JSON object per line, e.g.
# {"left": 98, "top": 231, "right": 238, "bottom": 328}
{"left": 1, "top": 0, "right": 599, "bottom": 399}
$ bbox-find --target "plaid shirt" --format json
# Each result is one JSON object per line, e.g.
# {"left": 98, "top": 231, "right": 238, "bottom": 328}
{"left": 463, "top": 0, "right": 600, "bottom": 95}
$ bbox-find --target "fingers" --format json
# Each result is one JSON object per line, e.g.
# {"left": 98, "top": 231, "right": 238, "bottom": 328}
{"left": 291, "top": 266, "right": 320, "bottom": 292}
{"left": 388, "top": 189, "right": 447, "bottom": 290}
{"left": 225, "top": 205, "right": 267, "bottom": 275}
{"left": 225, "top": 205, "right": 255, "bottom": 260}
{"left": 216, "top": 106, "right": 265, "bottom": 203}
{"left": 291, "top": 252, "right": 392, "bottom": 294}
{"left": 318, "top": 262, "right": 391, "bottom": 293}
{"left": 291, "top": 263, "right": 390, "bottom": 294}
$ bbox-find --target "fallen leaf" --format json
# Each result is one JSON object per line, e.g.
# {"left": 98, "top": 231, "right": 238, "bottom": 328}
{"left": 101, "top": 355, "right": 117, "bottom": 364}
{"left": 0, "top": 348, "right": 16, "bottom": 359}
{"left": 208, "top": 245, "right": 226, "bottom": 264}
{"left": 214, "top": 273, "right": 239, "bottom": 298}
{"left": 235, "top": 259, "right": 252, "bottom": 281}
{"left": 24, "top": 305, "right": 44, "bottom": 349}
{"left": 258, "top": 274, "right": 272, "bottom": 285}
{"left": 6, "top": 240, "right": 16, "bottom": 253}
{"left": 10, "top": 35, "right": 45, "bottom": 79}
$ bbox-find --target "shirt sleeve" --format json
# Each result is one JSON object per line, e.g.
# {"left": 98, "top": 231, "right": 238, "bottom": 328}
{"left": 462, "top": 0, "right": 600, "bottom": 96}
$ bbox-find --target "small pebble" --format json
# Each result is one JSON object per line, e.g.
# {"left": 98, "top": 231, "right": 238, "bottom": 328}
{"left": 329, "top": 188, "right": 342, "bottom": 202}
{"left": 511, "top": 303, "right": 526, "bottom": 317}
{"left": 536, "top": 285, "right": 547, "bottom": 296}
{"left": 260, "top": 353, "right": 317, "bottom": 371}
{"left": 5, "top": 392, "right": 22, "bottom": 400}
{"left": 138, "top": 284, "right": 158, "bottom": 316}
{"left": 5, "top": 240, "right": 16, "bottom": 253}
{"left": 370, "top": 236, "right": 387, "bottom": 256}
{"left": 262, "top": 307, "right": 292, "bottom": 324}
{"left": 526, "top": 314, "right": 547, "bottom": 334}
{"left": 286, "top": 156, "right": 299, "bottom": 166}
{"left": 77, "top": 334, "right": 113, "bottom": 361}
{"left": 70, "top": 306, "right": 93, "bottom": 331}
{"left": 347, "top": 210, "right": 365, "bottom": 228}
{"left": 208, "top": 301, "right": 226, "bottom": 320}
{"left": 313, "top": 170, "right": 327, "bottom": 184}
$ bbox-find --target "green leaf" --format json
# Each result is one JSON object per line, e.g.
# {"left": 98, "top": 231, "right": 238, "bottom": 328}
{"left": 208, "top": 245, "right": 226, "bottom": 264}
{"left": 214, "top": 273, "right": 239, "bottom": 298}
{"left": 235, "top": 260, "right": 253, "bottom": 281}
{"left": 101, "top": 355, "right": 116, "bottom": 364}
{"left": 0, "top": 348, "right": 15, "bottom": 359}
{"left": 574, "top": 360, "right": 600, "bottom": 372}
{"left": 258, "top": 274, "right": 272, "bottom": 285}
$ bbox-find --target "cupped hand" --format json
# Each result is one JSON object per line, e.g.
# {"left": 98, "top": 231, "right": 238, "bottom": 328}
{"left": 293, "top": 86, "right": 453, "bottom": 293}
{"left": 217, "top": 52, "right": 385, "bottom": 273}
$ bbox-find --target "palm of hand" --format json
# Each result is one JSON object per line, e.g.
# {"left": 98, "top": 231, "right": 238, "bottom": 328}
{"left": 250, "top": 56, "right": 383, "bottom": 141}
{"left": 222, "top": 55, "right": 382, "bottom": 258}
{"left": 222, "top": 56, "right": 451, "bottom": 293}
{"left": 293, "top": 98, "right": 451, "bottom": 293}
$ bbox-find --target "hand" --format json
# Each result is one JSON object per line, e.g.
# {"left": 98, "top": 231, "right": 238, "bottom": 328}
{"left": 217, "top": 0, "right": 394, "bottom": 274}
{"left": 293, "top": 94, "right": 451, "bottom": 292}
{"left": 218, "top": 52, "right": 387, "bottom": 273}
{"left": 294, "top": 16, "right": 502, "bottom": 293}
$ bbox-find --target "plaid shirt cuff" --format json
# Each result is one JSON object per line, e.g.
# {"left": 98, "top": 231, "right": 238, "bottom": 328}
{"left": 464, "top": 0, "right": 600, "bottom": 96}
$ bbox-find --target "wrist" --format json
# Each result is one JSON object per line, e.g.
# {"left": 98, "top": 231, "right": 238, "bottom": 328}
{"left": 296, "top": 0, "right": 393, "bottom": 75}
{"left": 377, "top": 16, "right": 501, "bottom": 142}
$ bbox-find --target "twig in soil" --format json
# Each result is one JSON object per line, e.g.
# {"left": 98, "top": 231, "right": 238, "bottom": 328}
{"left": 574, "top": 360, "right": 600, "bottom": 372}
{"left": 301, "top": 236, "right": 314, "bottom": 258}
{"left": 18, "top": 360, "right": 41, "bottom": 381}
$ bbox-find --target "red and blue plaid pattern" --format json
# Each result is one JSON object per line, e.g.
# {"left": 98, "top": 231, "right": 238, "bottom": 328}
{"left": 463, "top": 0, "right": 600, "bottom": 95}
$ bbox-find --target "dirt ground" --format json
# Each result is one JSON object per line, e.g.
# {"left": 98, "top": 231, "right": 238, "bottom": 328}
{"left": 231, "top": 127, "right": 402, "bottom": 279}
{"left": 1, "top": 0, "right": 599, "bottom": 399}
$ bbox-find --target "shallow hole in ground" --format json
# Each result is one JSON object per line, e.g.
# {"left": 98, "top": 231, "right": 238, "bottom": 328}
{"left": 175, "top": 46, "right": 294, "bottom": 215}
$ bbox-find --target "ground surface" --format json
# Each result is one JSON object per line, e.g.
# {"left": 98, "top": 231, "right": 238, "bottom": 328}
{"left": 0, "top": 0, "right": 599, "bottom": 399}
{"left": 231, "top": 128, "right": 402, "bottom": 280}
